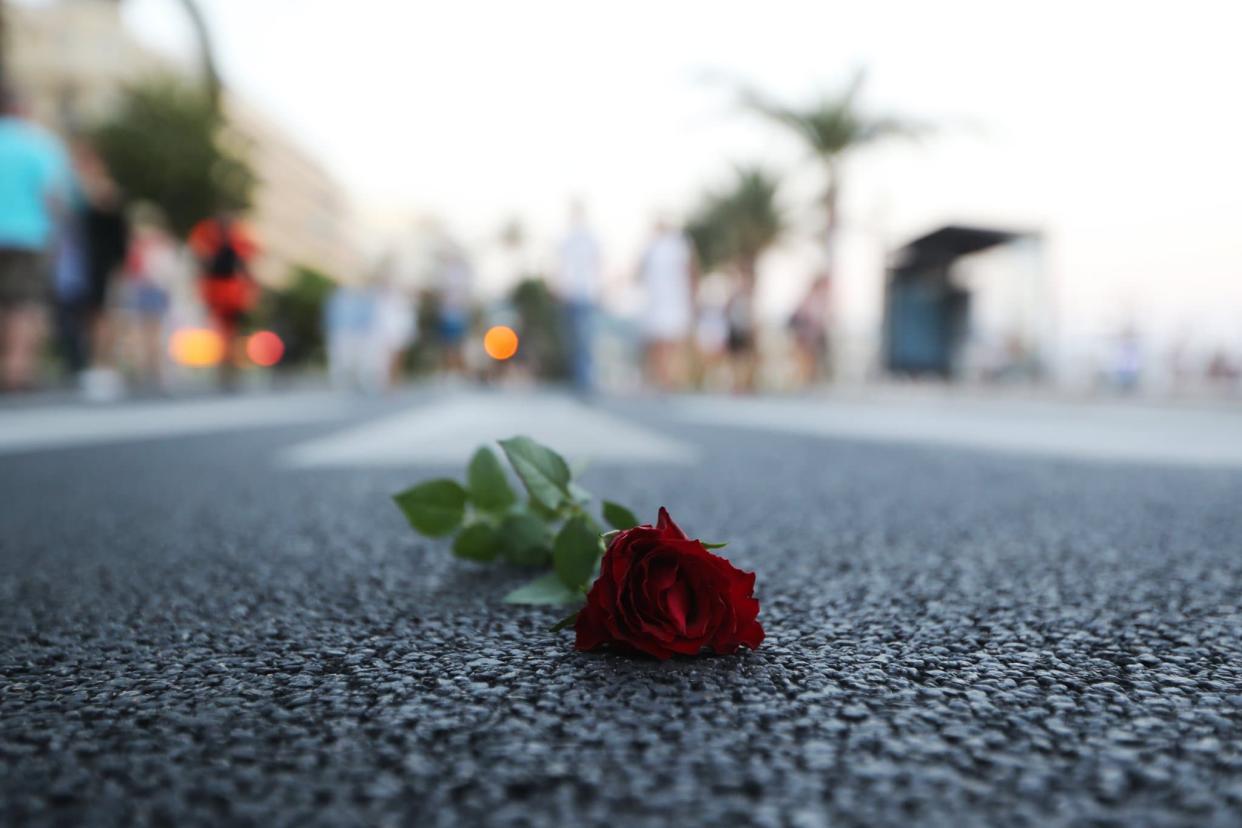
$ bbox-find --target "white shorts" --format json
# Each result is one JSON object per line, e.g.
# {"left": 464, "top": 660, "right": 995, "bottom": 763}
{"left": 644, "top": 305, "right": 691, "bottom": 341}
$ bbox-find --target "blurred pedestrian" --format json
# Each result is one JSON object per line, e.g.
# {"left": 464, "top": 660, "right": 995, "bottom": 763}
{"left": 556, "top": 201, "right": 601, "bottom": 394}
{"left": 324, "top": 282, "right": 374, "bottom": 392}
{"left": 1111, "top": 325, "right": 1142, "bottom": 393}
{"left": 188, "top": 212, "right": 258, "bottom": 390}
{"left": 51, "top": 177, "right": 90, "bottom": 377}
{"left": 372, "top": 266, "right": 415, "bottom": 390}
{"left": 121, "top": 204, "right": 181, "bottom": 391}
{"left": 437, "top": 249, "right": 473, "bottom": 376}
{"left": 639, "top": 218, "right": 696, "bottom": 390}
{"left": 692, "top": 276, "right": 729, "bottom": 389}
{"left": 0, "top": 86, "right": 73, "bottom": 392}
{"left": 74, "top": 141, "right": 129, "bottom": 401}
{"left": 789, "top": 273, "right": 830, "bottom": 386}
{"left": 724, "top": 277, "right": 757, "bottom": 393}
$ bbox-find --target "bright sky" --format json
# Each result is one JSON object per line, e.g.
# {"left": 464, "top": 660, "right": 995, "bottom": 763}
{"left": 107, "top": 0, "right": 1242, "bottom": 350}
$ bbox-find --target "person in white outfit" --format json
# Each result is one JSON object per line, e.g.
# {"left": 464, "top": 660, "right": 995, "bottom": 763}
{"left": 557, "top": 202, "right": 601, "bottom": 393}
{"left": 638, "top": 219, "right": 696, "bottom": 389}
{"left": 371, "top": 277, "right": 415, "bottom": 390}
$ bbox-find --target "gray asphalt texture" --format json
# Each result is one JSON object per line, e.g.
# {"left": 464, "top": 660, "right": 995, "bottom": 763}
{"left": 2, "top": 395, "right": 1241, "bottom": 827}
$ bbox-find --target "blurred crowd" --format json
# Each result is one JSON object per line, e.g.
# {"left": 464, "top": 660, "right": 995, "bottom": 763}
{"left": 1, "top": 86, "right": 262, "bottom": 398}
{"left": 2, "top": 72, "right": 1236, "bottom": 403}
{"left": 0, "top": 75, "right": 833, "bottom": 401}
{"left": 316, "top": 204, "right": 836, "bottom": 399}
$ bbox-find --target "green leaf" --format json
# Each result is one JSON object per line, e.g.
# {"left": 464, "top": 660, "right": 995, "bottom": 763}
{"left": 452, "top": 522, "right": 500, "bottom": 562}
{"left": 701, "top": 541, "right": 728, "bottom": 549}
{"left": 528, "top": 496, "right": 560, "bottom": 521}
{"left": 393, "top": 479, "right": 468, "bottom": 537}
{"left": 498, "top": 512, "right": 552, "bottom": 566}
{"left": 549, "top": 610, "right": 580, "bottom": 632}
{"left": 602, "top": 501, "right": 640, "bottom": 531}
{"left": 503, "top": 572, "right": 582, "bottom": 605}
{"left": 553, "top": 516, "right": 602, "bottom": 592}
{"left": 499, "top": 436, "right": 572, "bottom": 512}
{"left": 568, "top": 481, "right": 593, "bottom": 505}
{"left": 467, "top": 446, "right": 516, "bottom": 513}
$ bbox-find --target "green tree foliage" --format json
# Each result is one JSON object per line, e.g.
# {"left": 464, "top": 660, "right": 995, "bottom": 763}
{"left": 91, "top": 77, "right": 254, "bottom": 237}
{"left": 687, "top": 165, "right": 786, "bottom": 278}
{"left": 511, "top": 277, "right": 568, "bottom": 380}
{"left": 258, "top": 265, "right": 336, "bottom": 367}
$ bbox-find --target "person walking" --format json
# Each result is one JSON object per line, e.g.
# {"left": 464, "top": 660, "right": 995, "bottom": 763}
{"left": 0, "top": 87, "right": 73, "bottom": 392}
{"left": 188, "top": 212, "right": 258, "bottom": 390}
{"left": 556, "top": 202, "right": 601, "bottom": 394}
{"left": 436, "top": 250, "right": 473, "bottom": 377}
{"left": 51, "top": 177, "right": 90, "bottom": 378}
{"left": 638, "top": 218, "right": 697, "bottom": 391}
{"left": 724, "top": 276, "right": 758, "bottom": 393}
{"left": 371, "top": 275, "right": 415, "bottom": 392}
{"left": 75, "top": 141, "right": 129, "bottom": 400}
{"left": 121, "top": 205, "right": 181, "bottom": 391}
{"left": 789, "top": 273, "right": 831, "bottom": 386}
{"left": 324, "top": 281, "right": 375, "bottom": 393}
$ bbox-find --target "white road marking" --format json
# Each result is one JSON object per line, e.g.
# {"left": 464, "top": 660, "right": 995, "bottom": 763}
{"left": 281, "top": 392, "right": 698, "bottom": 468}
{"left": 673, "top": 394, "right": 1242, "bottom": 469}
{"left": 0, "top": 393, "right": 349, "bottom": 455}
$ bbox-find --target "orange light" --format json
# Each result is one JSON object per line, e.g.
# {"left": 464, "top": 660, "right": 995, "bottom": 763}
{"left": 484, "top": 325, "right": 519, "bottom": 361}
{"left": 169, "top": 328, "right": 225, "bottom": 367}
{"left": 246, "top": 330, "right": 285, "bottom": 367}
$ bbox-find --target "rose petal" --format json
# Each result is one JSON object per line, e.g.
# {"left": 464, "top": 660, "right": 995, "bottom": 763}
{"left": 663, "top": 577, "right": 690, "bottom": 634}
{"left": 656, "top": 507, "right": 688, "bottom": 540}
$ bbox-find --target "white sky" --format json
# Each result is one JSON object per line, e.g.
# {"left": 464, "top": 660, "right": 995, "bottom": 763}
{"left": 94, "top": 0, "right": 1242, "bottom": 349}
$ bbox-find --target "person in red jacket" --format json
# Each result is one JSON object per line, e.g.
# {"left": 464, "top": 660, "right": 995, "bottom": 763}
{"left": 188, "top": 212, "right": 258, "bottom": 389}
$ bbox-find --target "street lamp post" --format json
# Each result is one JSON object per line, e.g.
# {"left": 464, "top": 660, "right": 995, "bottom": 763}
{"left": 0, "top": 1, "right": 220, "bottom": 111}
{"left": 171, "top": 0, "right": 221, "bottom": 112}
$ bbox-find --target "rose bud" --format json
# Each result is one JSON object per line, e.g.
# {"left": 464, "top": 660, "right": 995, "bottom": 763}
{"left": 574, "top": 507, "right": 764, "bottom": 659}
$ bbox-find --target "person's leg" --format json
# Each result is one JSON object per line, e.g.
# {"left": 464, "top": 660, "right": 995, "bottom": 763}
{"left": 1, "top": 252, "right": 51, "bottom": 391}
{"left": 568, "top": 302, "right": 594, "bottom": 393}
{"left": 89, "top": 306, "right": 114, "bottom": 370}
{"left": 2, "top": 306, "right": 45, "bottom": 391}
{"left": 736, "top": 347, "right": 757, "bottom": 393}
{"left": 140, "top": 316, "right": 164, "bottom": 387}
{"left": 215, "top": 313, "right": 241, "bottom": 391}
{"left": 54, "top": 300, "right": 88, "bottom": 376}
{"left": 389, "top": 347, "right": 406, "bottom": 388}
{"left": 644, "top": 340, "right": 661, "bottom": 389}
{"left": 652, "top": 341, "right": 677, "bottom": 391}
{"left": 671, "top": 339, "right": 690, "bottom": 390}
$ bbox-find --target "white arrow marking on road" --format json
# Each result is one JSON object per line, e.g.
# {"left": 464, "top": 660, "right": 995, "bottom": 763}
{"left": 281, "top": 392, "right": 697, "bottom": 468}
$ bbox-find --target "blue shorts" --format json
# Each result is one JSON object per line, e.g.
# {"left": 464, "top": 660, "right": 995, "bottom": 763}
{"left": 439, "top": 312, "right": 468, "bottom": 344}
{"left": 128, "top": 283, "right": 170, "bottom": 317}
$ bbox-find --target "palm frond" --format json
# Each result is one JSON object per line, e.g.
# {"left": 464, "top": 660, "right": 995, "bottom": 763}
{"left": 740, "top": 70, "right": 924, "bottom": 162}
{"left": 688, "top": 165, "right": 786, "bottom": 273}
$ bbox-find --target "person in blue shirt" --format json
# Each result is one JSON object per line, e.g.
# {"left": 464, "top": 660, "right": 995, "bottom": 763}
{"left": 0, "top": 86, "right": 73, "bottom": 391}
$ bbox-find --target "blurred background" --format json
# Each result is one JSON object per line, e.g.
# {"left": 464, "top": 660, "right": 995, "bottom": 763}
{"left": 1, "top": 0, "right": 1239, "bottom": 400}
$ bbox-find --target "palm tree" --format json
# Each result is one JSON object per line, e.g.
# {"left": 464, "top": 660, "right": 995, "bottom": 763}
{"left": 687, "top": 164, "right": 786, "bottom": 285}
{"left": 741, "top": 69, "right": 920, "bottom": 277}
{"left": 687, "top": 165, "right": 786, "bottom": 392}
{"left": 172, "top": 0, "right": 223, "bottom": 112}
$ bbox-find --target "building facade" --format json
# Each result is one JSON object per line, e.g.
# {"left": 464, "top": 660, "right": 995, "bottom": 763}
{"left": 7, "top": 0, "right": 359, "bottom": 287}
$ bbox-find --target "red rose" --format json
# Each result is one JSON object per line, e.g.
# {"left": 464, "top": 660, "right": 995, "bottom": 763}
{"left": 574, "top": 507, "right": 764, "bottom": 659}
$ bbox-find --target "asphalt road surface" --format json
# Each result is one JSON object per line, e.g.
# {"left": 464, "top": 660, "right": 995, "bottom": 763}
{"left": 2, "top": 390, "right": 1240, "bottom": 827}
